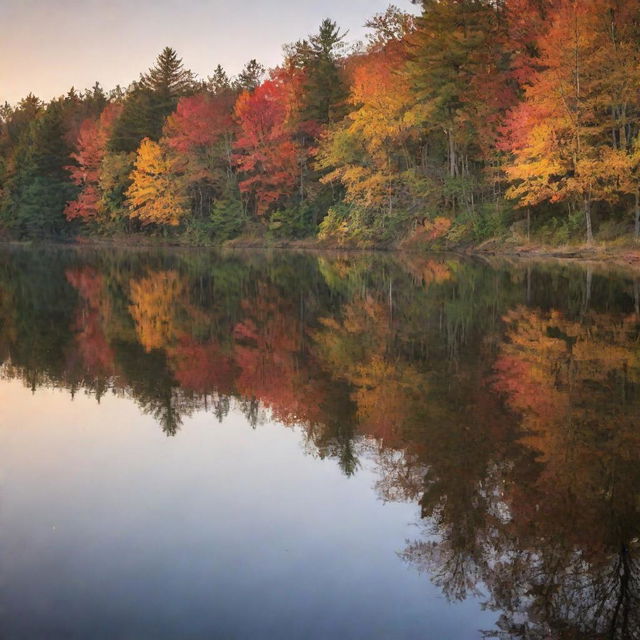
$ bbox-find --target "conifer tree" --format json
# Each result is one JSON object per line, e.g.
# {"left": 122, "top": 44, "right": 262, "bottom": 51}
{"left": 6, "top": 99, "right": 76, "bottom": 236}
{"left": 234, "top": 60, "right": 265, "bottom": 93}
{"left": 110, "top": 48, "right": 194, "bottom": 153}
{"left": 207, "top": 65, "right": 232, "bottom": 95}
{"left": 139, "top": 46, "right": 195, "bottom": 98}
{"left": 292, "top": 20, "right": 348, "bottom": 127}
{"left": 109, "top": 84, "right": 157, "bottom": 153}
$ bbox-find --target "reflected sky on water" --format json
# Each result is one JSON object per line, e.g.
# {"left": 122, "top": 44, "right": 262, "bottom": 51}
{"left": 0, "top": 247, "right": 638, "bottom": 639}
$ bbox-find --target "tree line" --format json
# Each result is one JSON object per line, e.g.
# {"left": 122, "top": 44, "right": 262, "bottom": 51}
{"left": 1, "top": 0, "right": 640, "bottom": 246}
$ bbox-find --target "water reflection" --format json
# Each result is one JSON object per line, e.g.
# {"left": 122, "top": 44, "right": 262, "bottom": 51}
{"left": 0, "top": 247, "right": 639, "bottom": 638}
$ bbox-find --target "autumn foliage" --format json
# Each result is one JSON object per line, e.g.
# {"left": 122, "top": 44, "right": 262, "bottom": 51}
{"left": 64, "top": 103, "right": 122, "bottom": 221}
{"left": 3, "top": 2, "right": 640, "bottom": 244}
{"left": 233, "top": 78, "right": 300, "bottom": 215}
{"left": 126, "top": 139, "right": 189, "bottom": 226}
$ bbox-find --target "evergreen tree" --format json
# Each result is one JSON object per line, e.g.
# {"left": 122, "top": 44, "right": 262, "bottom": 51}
{"left": 406, "top": 0, "right": 513, "bottom": 216}
{"left": 4, "top": 94, "right": 42, "bottom": 142}
{"left": 3, "top": 99, "right": 76, "bottom": 237}
{"left": 298, "top": 19, "right": 349, "bottom": 125}
{"left": 139, "top": 46, "right": 195, "bottom": 98}
{"left": 109, "top": 83, "right": 158, "bottom": 153}
{"left": 234, "top": 59, "right": 265, "bottom": 93}
{"left": 110, "top": 48, "right": 194, "bottom": 153}
{"left": 207, "top": 65, "right": 232, "bottom": 95}
{"left": 81, "top": 82, "right": 108, "bottom": 117}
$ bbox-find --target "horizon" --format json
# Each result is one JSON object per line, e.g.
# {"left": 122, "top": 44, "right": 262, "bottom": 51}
{"left": 0, "top": 0, "right": 417, "bottom": 105}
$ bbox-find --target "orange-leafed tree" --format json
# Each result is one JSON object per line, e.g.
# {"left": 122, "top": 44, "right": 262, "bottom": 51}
{"left": 504, "top": 0, "right": 555, "bottom": 88}
{"left": 501, "top": 0, "right": 640, "bottom": 243}
{"left": 312, "top": 295, "right": 425, "bottom": 444}
{"left": 126, "top": 138, "right": 189, "bottom": 226}
{"left": 317, "top": 33, "right": 424, "bottom": 219}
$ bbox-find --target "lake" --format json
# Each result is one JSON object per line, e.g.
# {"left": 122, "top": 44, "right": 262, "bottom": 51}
{"left": 0, "top": 247, "right": 638, "bottom": 639}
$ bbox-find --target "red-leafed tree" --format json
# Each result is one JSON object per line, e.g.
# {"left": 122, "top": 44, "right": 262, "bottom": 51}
{"left": 164, "top": 93, "right": 233, "bottom": 153}
{"left": 232, "top": 284, "right": 325, "bottom": 426}
{"left": 163, "top": 93, "right": 236, "bottom": 216}
{"left": 233, "top": 77, "right": 300, "bottom": 216}
{"left": 504, "top": 0, "right": 555, "bottom": 87}
{"left": 64, "top": 103, "right": 122, "bottom": 221}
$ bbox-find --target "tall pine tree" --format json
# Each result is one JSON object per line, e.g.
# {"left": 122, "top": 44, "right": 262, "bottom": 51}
{"left": 110, "top": 47, "right": 194, "bottom": 153}
{"left": 298, "top": 19, "right": 348, "bottom": 126}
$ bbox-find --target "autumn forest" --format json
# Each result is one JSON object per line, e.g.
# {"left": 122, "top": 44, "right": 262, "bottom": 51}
{"left": 2, "top": 0, "right": 640, "bottom": 247}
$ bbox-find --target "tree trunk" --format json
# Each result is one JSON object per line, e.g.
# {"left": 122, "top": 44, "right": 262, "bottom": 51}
{"left": 584, "top": 195, "right": 593, "bottom": 244}
{"left": 299, "top": 157, "right": 305, "bottom": 205}
{"left": 634, "top": 187, "right": 639, "bottom": 242}
{"left": 448, "top": 130, "right": 457, "bottom": 178}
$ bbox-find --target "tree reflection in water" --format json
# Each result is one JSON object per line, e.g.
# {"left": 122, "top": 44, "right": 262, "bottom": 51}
{"left": 0, "top": 247, "right": 638, "bottom": 638}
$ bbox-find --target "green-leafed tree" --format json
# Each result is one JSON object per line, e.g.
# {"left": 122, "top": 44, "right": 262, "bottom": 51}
{"left": 206, "top": 65, "right": 233, "bottom": 96}
{"left": 110, "top": 47, "right": 194, "bottom": 153}
{"left": 233, "top": 59, "right": 265, "bottom": 93}
{"left": 1, "top": 98, "right": 76, "bottom": 237}
{"left": 407, "top": 0, "right": 514, "bottom": 214}
{"left": 297, "top": 19, "right": 349, "bottom": 126}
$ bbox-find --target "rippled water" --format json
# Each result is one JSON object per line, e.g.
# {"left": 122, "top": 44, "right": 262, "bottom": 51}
{"left": 0, "top": 247, "right": 638, "bottom": 639}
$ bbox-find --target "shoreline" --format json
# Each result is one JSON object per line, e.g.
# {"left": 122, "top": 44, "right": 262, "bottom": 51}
{"left": 462, "top": 239, "right": 640, "bottom": 271}
{"left": 3, "top": 234, "right": 640, "bottom": 271}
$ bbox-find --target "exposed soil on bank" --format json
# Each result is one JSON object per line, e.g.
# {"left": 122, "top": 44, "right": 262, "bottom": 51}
{"left": 463, "top": 237, "right": 640, "bottom": 270}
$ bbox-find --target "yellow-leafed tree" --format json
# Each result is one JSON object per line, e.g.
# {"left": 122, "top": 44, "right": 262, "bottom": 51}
{"left": 126, "top": 138, "right": 189, "bottom": 226}
{"left": 317, "top": 43, "right": 424, "bottom": 215}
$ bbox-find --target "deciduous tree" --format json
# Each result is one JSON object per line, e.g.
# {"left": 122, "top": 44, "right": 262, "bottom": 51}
{"left": 233, "top": 78, "right": 299, "bottom": 215}
{"left": 64, "top": 103, "right": 122, "bottom": 221}
{"left": 126, "top": 138, "right": 189, "bottom": 226}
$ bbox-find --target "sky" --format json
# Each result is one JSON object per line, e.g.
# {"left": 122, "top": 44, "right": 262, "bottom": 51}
{"left": 0, "top": 0, "right": 417, "bottom": 105}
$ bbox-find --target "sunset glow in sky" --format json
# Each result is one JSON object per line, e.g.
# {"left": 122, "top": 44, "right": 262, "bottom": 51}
{"left": 0, "top": 0, "right": 416, "bottom": 105}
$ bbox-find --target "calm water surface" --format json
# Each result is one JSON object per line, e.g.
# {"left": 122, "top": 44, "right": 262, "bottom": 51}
{"left": 0, "top": 248, "right": 638, "bottom": 639}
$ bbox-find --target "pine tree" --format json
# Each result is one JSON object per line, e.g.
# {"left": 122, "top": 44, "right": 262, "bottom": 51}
{"left": 139, "top": 47, "right": 195, "bottom": 97}
{"left": 207, "top": 65, "right": 232, "bottom": 95}
{"left": 234, "top": 59, "right": 265, "bottom": 93}
{"left": 4, "top": 94, "right": 42, "bottom": 142}
{"left": 6, "top": 99, "right": 76, "bottom": 236}
{"left": 108, "top": 84, "right": 158, "bottom": 153}
{"left": 110, "top": 48, "right": 194, "bottom": 153}
{"left": 298, "top": 19, "right": 349, "bottom": 125}
{"left": 408, "top": 0, "right": 501, "bottom": 179}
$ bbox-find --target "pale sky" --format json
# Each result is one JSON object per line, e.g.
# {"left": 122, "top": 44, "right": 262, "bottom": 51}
{"left": 0, "top": 0, "right": 417, "bottom": 105}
